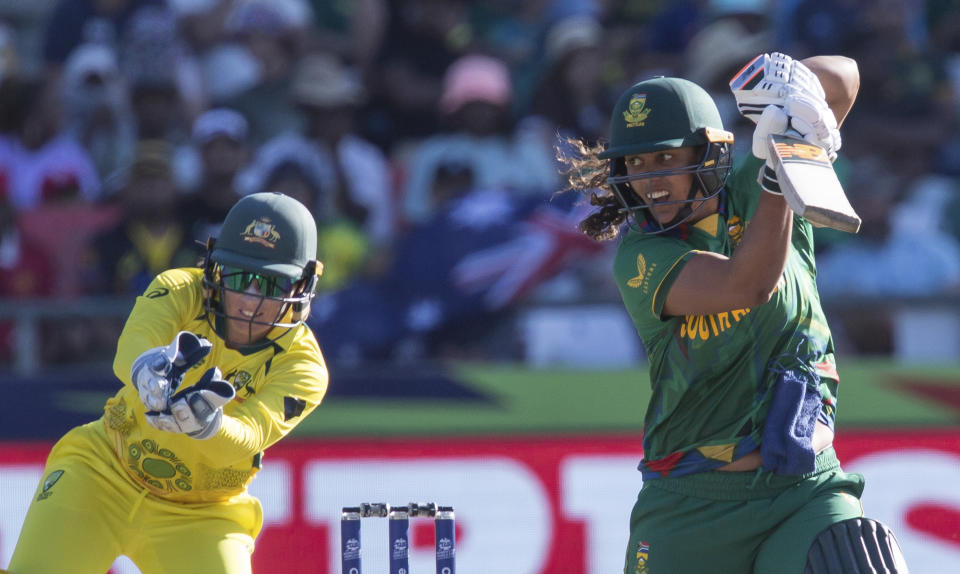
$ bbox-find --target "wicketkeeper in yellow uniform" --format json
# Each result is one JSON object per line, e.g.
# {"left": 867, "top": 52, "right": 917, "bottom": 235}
{"left": 7, "top": 192, "right": 328, "bottom": 574}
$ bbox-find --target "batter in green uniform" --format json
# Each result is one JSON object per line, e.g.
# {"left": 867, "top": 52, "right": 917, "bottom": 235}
{"left": 560, "top": 53, "right": 909, "bottom": 573}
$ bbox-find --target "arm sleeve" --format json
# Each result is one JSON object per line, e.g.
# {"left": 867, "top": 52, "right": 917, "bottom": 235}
{"left": 112, "top": 269, "right": 202, "bottom": 388}
{"left": 614, "top": 234, "right": 696, "bottom": 330}
{"left": 732, "top": 153, "right": 818, "bottom": 265}
{"left": 202, "top": 338, "right": 329, "bottom": 467}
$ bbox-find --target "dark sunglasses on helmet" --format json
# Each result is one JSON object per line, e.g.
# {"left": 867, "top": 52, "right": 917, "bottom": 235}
{"left": 220, "top": 266, "right": 296, "bottom": 298}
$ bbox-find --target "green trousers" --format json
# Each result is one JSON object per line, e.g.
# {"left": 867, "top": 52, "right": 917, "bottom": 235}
{"left": 624, "top": 447, "right": 865, "bottom": 574}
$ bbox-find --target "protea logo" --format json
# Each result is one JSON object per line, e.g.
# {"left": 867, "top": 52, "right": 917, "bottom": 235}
{"left": 623, "top": 93, "right": 651, "bottom": 127}
{"left": 627, "top": 253, "right": 647, "bottom": 289}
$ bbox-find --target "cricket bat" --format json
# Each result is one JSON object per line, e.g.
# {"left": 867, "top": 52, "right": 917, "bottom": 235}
{"left": 767, "top": 134, "right": 861, "bottom": 233}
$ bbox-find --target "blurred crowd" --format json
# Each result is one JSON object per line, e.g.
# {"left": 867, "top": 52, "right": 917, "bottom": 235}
{"left": 1, "top": 0, "right": 960, "bottom": 367}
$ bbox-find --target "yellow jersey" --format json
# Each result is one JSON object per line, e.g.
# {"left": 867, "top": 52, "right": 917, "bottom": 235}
{"left": 102, "top": 267, "right": 328, "bottom": 503}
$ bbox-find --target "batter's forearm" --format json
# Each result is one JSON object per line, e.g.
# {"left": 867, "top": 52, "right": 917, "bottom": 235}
{"left": 800, "top": 56, "right": 860, "bottom": 126}
{"left": 728, "top": 191, "right": 793, "bottom": 304}
{"left": 662, "top": 192, "right": 792, "bottom": 316}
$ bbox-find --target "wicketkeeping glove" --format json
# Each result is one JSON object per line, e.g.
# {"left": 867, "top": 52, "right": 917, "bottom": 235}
{"left": 730, "top": 52, "right": 826, "bottom": 124}
{"left": 131, "top": 331, "right": 213, "bottom": 413}
{"left": 145, "top": 367, "right": 235, "bottom": 439}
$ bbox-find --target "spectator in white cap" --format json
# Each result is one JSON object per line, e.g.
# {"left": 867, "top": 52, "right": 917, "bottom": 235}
{"left": 528, "top": 15, "right": 609, "bottom": 142}
{"left": 402, "top": 53, "right": 558, "bottom": 224}
{"left": 121, "top": 6, "right": 199, "bottom": 142}
{"left": 235, "top": 131, "right": 333, "bottom": 207}
{"left": 233, "top": 130, "right": 374, "bottom": 290}
{"left": 61, "top": 42, "right": 137, "bottom": 186}
{"left": 203, "top": 0, "right": 310, "bottom": 143}
{"left": 291, "top": 52, "right": 395, "bottom": 248}
{"left": 180, "top": 108, "right": 251, "bottom": 244}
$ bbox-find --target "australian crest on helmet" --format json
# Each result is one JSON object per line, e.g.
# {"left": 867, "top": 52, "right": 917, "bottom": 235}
{"left": 242, "top": 217, "right": 281, "bottom": 249}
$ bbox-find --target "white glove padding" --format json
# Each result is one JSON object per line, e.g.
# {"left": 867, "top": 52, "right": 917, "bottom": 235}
{"left": 751, "top": 105, "right": 790, "bottom": 195}
{"left": 730, "top": 52, "right": 827, "bottom": 124}
{"left": 145, "top": 367, "right": 235, "bottom": 439}
{"left": 750, "top": 96, "right": 842, "bottom": 196}
{"left": 751, "top": 105, "right": 789, "bottom": 163}
{"left": 752, "top": 94, "right": 841, "bottom": 162}
{"left": 783, "top": 91, "right": 841, "bottom": 161}
{"left": 131, "top": 331, "right": 213, "bottom": 413}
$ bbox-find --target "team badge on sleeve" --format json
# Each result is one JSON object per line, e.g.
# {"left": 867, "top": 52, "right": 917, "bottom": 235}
{"left": 627, "top": 254, "right": 647, "bottom": 289}
{"left": 37, "top": 470, "right": 65, "bottom": 501}
{"left": 626, "top": 254, "right": 657, "bottom": 294}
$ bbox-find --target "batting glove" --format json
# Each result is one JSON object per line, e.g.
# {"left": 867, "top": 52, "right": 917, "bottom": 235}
{"left": 783, "top": 91, "right": 841, "bottom": 161}
{"left": 751, "top": 105, "right": 789, "bottom": 195}
{"left": 751, "top": 90, "right": 842, "bottom": 196}
{"left": 131, "top": 331, "right": 213, "bottom": 413}
{"left": 730, "top": 52, "right": 827, "bottom": 124}
{"left": 145, "top": 367, "right": 235, "bottom": 439}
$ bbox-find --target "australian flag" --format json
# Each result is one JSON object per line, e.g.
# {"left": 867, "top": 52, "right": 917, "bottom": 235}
{"left": 307, "top": 187, "right": 604, "bottom": 362}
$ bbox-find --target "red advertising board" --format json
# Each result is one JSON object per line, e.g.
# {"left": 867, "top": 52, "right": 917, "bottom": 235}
{"left": 2, "top": 431, "right": 958, "bottom": 573}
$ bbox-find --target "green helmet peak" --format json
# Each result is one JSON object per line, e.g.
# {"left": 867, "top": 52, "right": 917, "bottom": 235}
{"left": 599, "top": 77, "right": 726, "bottom": 159}
{"left": 202, "top": 192, "right": 320, "bottom": 347}
{"left": 601, "top": 77, "right": 734, "bottom": 234}
{"left": 211, "top": 192, "right": 317, "bottom": 279}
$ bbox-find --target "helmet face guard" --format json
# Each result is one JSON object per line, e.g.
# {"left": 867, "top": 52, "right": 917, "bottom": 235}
{"left": 201, "top": 240, "right": 319, "bottom": 347}
{"left": 599, "top": 77, "right": 734, "bottom": 235}
{"left": 200, "top": 192, "right": 321, "bottom": 348}
{"left": 607, "top": 129, "right": 733, "bottom": 234}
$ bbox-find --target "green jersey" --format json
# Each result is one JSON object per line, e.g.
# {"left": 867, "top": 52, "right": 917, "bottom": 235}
{"left": 614, "top": 156, "right": 839, "bottom": 479}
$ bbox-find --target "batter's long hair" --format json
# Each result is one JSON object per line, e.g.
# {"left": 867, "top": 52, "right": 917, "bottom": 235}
{"left": 556, "top": 137, "right": 625, "bottom": 241}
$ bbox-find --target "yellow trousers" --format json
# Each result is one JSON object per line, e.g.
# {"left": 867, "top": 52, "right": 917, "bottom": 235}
{"left": 8, "top": 422, "right": 262, "bottom": 574}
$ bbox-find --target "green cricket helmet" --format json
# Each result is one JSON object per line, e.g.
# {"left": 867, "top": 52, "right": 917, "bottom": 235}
{"left": 601, "top": 76, "right": 733, "bottom": 233}
{"left": 202, "top": 192, "right": 321, "bottom": 343}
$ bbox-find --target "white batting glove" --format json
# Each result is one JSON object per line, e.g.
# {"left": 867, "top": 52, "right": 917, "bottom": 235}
{"left": 751, "top": 105, "right": 790, "bottom": 195}
{"left": 752, "top": 95, "right": 840, "bottom": 162}
{"left": 145, "top": 367, "right": 235, "bottom": 439}
{"left": 750, "top": 93, "right": 842, "bottom": 196}
{"left": 131, "top": 331, "right": 213, "bottom": 413}
{"left": 783, "top": 91, "right": 841, "bottom": 161}
{"left": 730, "top": 52, "right": 827, "bottom": 124}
